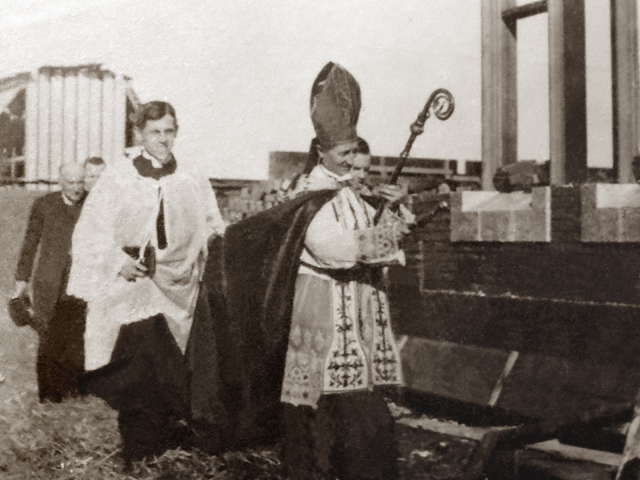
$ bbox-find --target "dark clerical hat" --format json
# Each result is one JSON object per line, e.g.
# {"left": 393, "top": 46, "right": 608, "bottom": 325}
{"left": 310, "top": 62, "right": 361, "bottom": 150}
{"left": 8, "top": 295, "right": 33, "bottom": 328}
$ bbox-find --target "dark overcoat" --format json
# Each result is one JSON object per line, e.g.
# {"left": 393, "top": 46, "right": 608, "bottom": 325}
{"left": 15, "top": 191, "right": 83, "bottom": 325}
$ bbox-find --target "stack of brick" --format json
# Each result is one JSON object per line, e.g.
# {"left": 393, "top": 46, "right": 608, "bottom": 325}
{"left": 218, "top": 178, "right": 293, "bottom": 224}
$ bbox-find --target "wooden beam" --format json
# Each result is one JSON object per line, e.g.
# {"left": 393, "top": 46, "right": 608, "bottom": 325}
{"left": 113, "top": 74, "right": 127, "bottom": 162}
{"left": 24, "top": 72, "right": 38, "bottom": 184}
{"left": 62, "top": 72, "right": 78, "bottom": 166}
{"left": 49, "top": 70, "right": 64, "bottom": 181}
{"left": 548, "top": 0, "right": 587, "bottom": 185}
{"left": 37, "top": 69, "right": 51, "bottom": 184}
{"left": 502, "top": 1, "right": 548, "bottom": 22}
{"left": 611, "top": 0, "right": 640, "bottom": 183}
{"left": 482, "top": 0, "right": 518, "bottom": 191}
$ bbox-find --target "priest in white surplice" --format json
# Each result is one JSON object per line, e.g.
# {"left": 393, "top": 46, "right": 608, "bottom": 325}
{"left": 67, "top": 101, "right": 226, "bottom": 467}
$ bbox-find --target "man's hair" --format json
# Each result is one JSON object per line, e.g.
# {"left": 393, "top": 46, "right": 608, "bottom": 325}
{"left": 59, "top": 162, "right": 84, "bottom": 178}
{"left": 356, "top": 137, "right": 370, "bottom": 155}
{"left": 134, "top": 101, "right": 178, "bottom": 130}
{"left": 84, "top": 156, "right": 105, "bottom": 167}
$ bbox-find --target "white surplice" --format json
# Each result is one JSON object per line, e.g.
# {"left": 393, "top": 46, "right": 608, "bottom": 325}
{"left": 281, "top": 165, "right": 405, "bottom": 409}
{"left": 67, "top": 149, "right": 226, "bottom": 371}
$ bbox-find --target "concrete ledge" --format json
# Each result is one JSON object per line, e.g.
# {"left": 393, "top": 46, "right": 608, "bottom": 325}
{"left": 450, "top": 187, "right": 551, "bottom": 242}
{"left": 582, "top": 183, "right": 640, "bottom": 242}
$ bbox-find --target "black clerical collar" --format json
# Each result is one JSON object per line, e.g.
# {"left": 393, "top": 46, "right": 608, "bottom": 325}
{"left": 133, "top": 153, "right": 177, "bottom": 180}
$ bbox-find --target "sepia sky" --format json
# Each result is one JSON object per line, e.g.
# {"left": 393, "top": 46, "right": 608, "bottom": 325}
{"left": 0, "top": 0, "right": 619, "bottom": 178}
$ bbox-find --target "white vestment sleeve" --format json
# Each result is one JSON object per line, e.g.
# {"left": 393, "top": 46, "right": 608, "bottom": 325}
{"left": 304, "top": 203, "right": 405, "bottom": 269}
{"left": 304, "top": 202, "right": 360, "bottom": 269}
{"left": 67, "top": 168, "right": 130, "bottom": 302}
{"left": 201, "top": 177, "right": 226, "bottom": 237}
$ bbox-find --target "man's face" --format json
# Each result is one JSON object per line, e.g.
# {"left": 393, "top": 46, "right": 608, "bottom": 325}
{"left": 136, "top": 114, "right": 177, "bottom": 163}
{"left": 351, "top": 153, "right": 371, "bottom": 185}
{"left": 84, "top": 163, "right": 106, "bottom": 192}
{"left": 319, "top": 141, "right": 358, "bottom": 177}
{"left": 60, "top": 165, "right": 85, "bottom": 204}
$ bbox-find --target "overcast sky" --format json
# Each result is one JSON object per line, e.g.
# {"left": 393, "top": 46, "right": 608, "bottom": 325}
{"left": 0, "top": 0, "right": 619, "bottom": 178}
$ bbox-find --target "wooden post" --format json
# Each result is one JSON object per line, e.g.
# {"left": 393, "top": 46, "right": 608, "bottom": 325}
{"left": 611, "top": 0, "right": 640, "bottom": 183}
{"left": 482, "top": 0, "right": 518, "bottom": 191}
{"left": 113, "top": 74, "right": 127, "bottom": 162}
{"left": 88, "top": 70, "right": 103, "bottom": 158}
{"left": 24, "top": 72, "right": 38, "bottom": 185}
{"left": 548, "top": 0, "right": 587, "bottom": 185}
{"left": 101, "top": 72, "right": 115, "bottom": 163}
{"left": 62, "top": 71, "right": 78, "bottom": 167}
{"left": 76, "top": 69, "right": 91, "bottom": 164}
{"left": 49, "top": 69, "right": 64, "bottom": 182}
{"left": 37, "top": 69, "right": 51, "bottom": 187}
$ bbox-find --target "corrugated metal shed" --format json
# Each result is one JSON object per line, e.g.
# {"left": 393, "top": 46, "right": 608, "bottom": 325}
{"left": 0, "top": 64, "right": 139, "bottom": 186}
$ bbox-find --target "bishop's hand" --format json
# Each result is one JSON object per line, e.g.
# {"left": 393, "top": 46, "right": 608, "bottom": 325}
{"left": 376, "top": 184, "right": 407, "bottom": 207}
{"left": 118, "top": 257, "right": 148, "bottom": 282}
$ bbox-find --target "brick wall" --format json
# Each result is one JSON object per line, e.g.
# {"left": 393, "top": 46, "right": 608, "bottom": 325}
{"left": 390, "top": 187, "right": 640, "bottom": 419}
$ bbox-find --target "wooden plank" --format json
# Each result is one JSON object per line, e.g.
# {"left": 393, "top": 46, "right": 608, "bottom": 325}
{"left": 88, "top": 70, "right": 103, "bottom": 158}
{"left": 62, "top": 72, "right": 78, "bottom": 166}
{"left": 611, "top": 0, "right": 640, "bottom": 183}
{"left": 101, "top": 73, "right": 115, "bottom": 164}
{"left": 548, "top": 0, "right": 587, "bottom": 185}
{"left": 76, "top": 70, "right": 91, "bottom": 165}
{"left": 481, "top": 0, "right": 517, "bottom": 191}
{"left": 497, "top": 353, "right": 639, "bottom": 418}
{"left": 36, "top": 69, "right": 50, "bottom": 184}
{"left": 515, "top": 449, "right": 617, "bottom": 480}
{"left": 502, "top": 1, "right": 548, "bottom": 22}
{"left": 461, "top": 402, "right": 630, "bottom": 479}
{"left": 24, "top": 73, "right": 38, "bottom": 183}
{"left": 401, "top": 336, "right": 511, "bottom": 406}
{"left": 527, "top": 439, "right": 621, "bottom": 467}
{"left": 49, "top": 72, "right": 64, "bottom": 181}
{"left": 112, "top": 74, "right": 127, "bottom": 162}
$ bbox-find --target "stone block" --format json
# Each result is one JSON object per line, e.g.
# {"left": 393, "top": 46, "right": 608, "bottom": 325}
{"left": 450, "top": 211, "right": 479, "bottom": 241}
{"left": 595, "top": 208, "right": 619, "bottom": 242}
{"left": 450, "top": 187, "right": 550, "bottom": 242}
{"left": 480, "top": 210, "right": 513, "bottom": 241}
{"left": 581, "top": 183, "right": 640, "bottom": 242}
{"left": 621, "top": 207, "right": 640, "bottom": 242}
{"left": 513, "top": 210, "right": 537, "bottom": 242}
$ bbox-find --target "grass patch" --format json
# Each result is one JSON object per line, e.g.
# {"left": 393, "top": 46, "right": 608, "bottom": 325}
{"left": 0, "top": 393, "right": 285, "bottom": 480}
{"left": 0, "top": 191, "right": 286, "bottom": 479}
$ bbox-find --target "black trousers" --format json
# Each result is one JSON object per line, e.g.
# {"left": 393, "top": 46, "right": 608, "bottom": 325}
{"left": 79, "top": 283, "right": 233, "bottom": 465}
{"left": 80, "top": 315, "right": 193, "bottom": 465}
{"left": 37, "top": 297, "right": 86, "bottom": 403}
{"left": 282, "top": 390, "right": 399, "bottom": 480}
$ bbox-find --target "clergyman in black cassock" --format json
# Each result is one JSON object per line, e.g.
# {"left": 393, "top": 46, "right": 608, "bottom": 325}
{"left": 14, "top": 163, "right": 87, "bottom": 403}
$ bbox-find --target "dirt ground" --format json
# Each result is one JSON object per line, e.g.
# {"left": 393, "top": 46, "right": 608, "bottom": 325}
{"left": 0, "top": 188, "right": 480, "bottom": 479}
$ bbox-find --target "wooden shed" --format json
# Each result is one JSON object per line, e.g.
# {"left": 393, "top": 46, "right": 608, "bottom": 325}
{"left": 0, "top": 64, "right": 139, "bottom": 186}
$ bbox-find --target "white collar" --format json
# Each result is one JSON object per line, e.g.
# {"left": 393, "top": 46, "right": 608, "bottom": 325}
{"left": 61, "top": 193, "right": 77, "bottom": 206}
{"left": 141, "top": 149, "right": 166, "bottom": 169}
{"left": 317, "top": 164, "right": 352, "bottom": 183}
